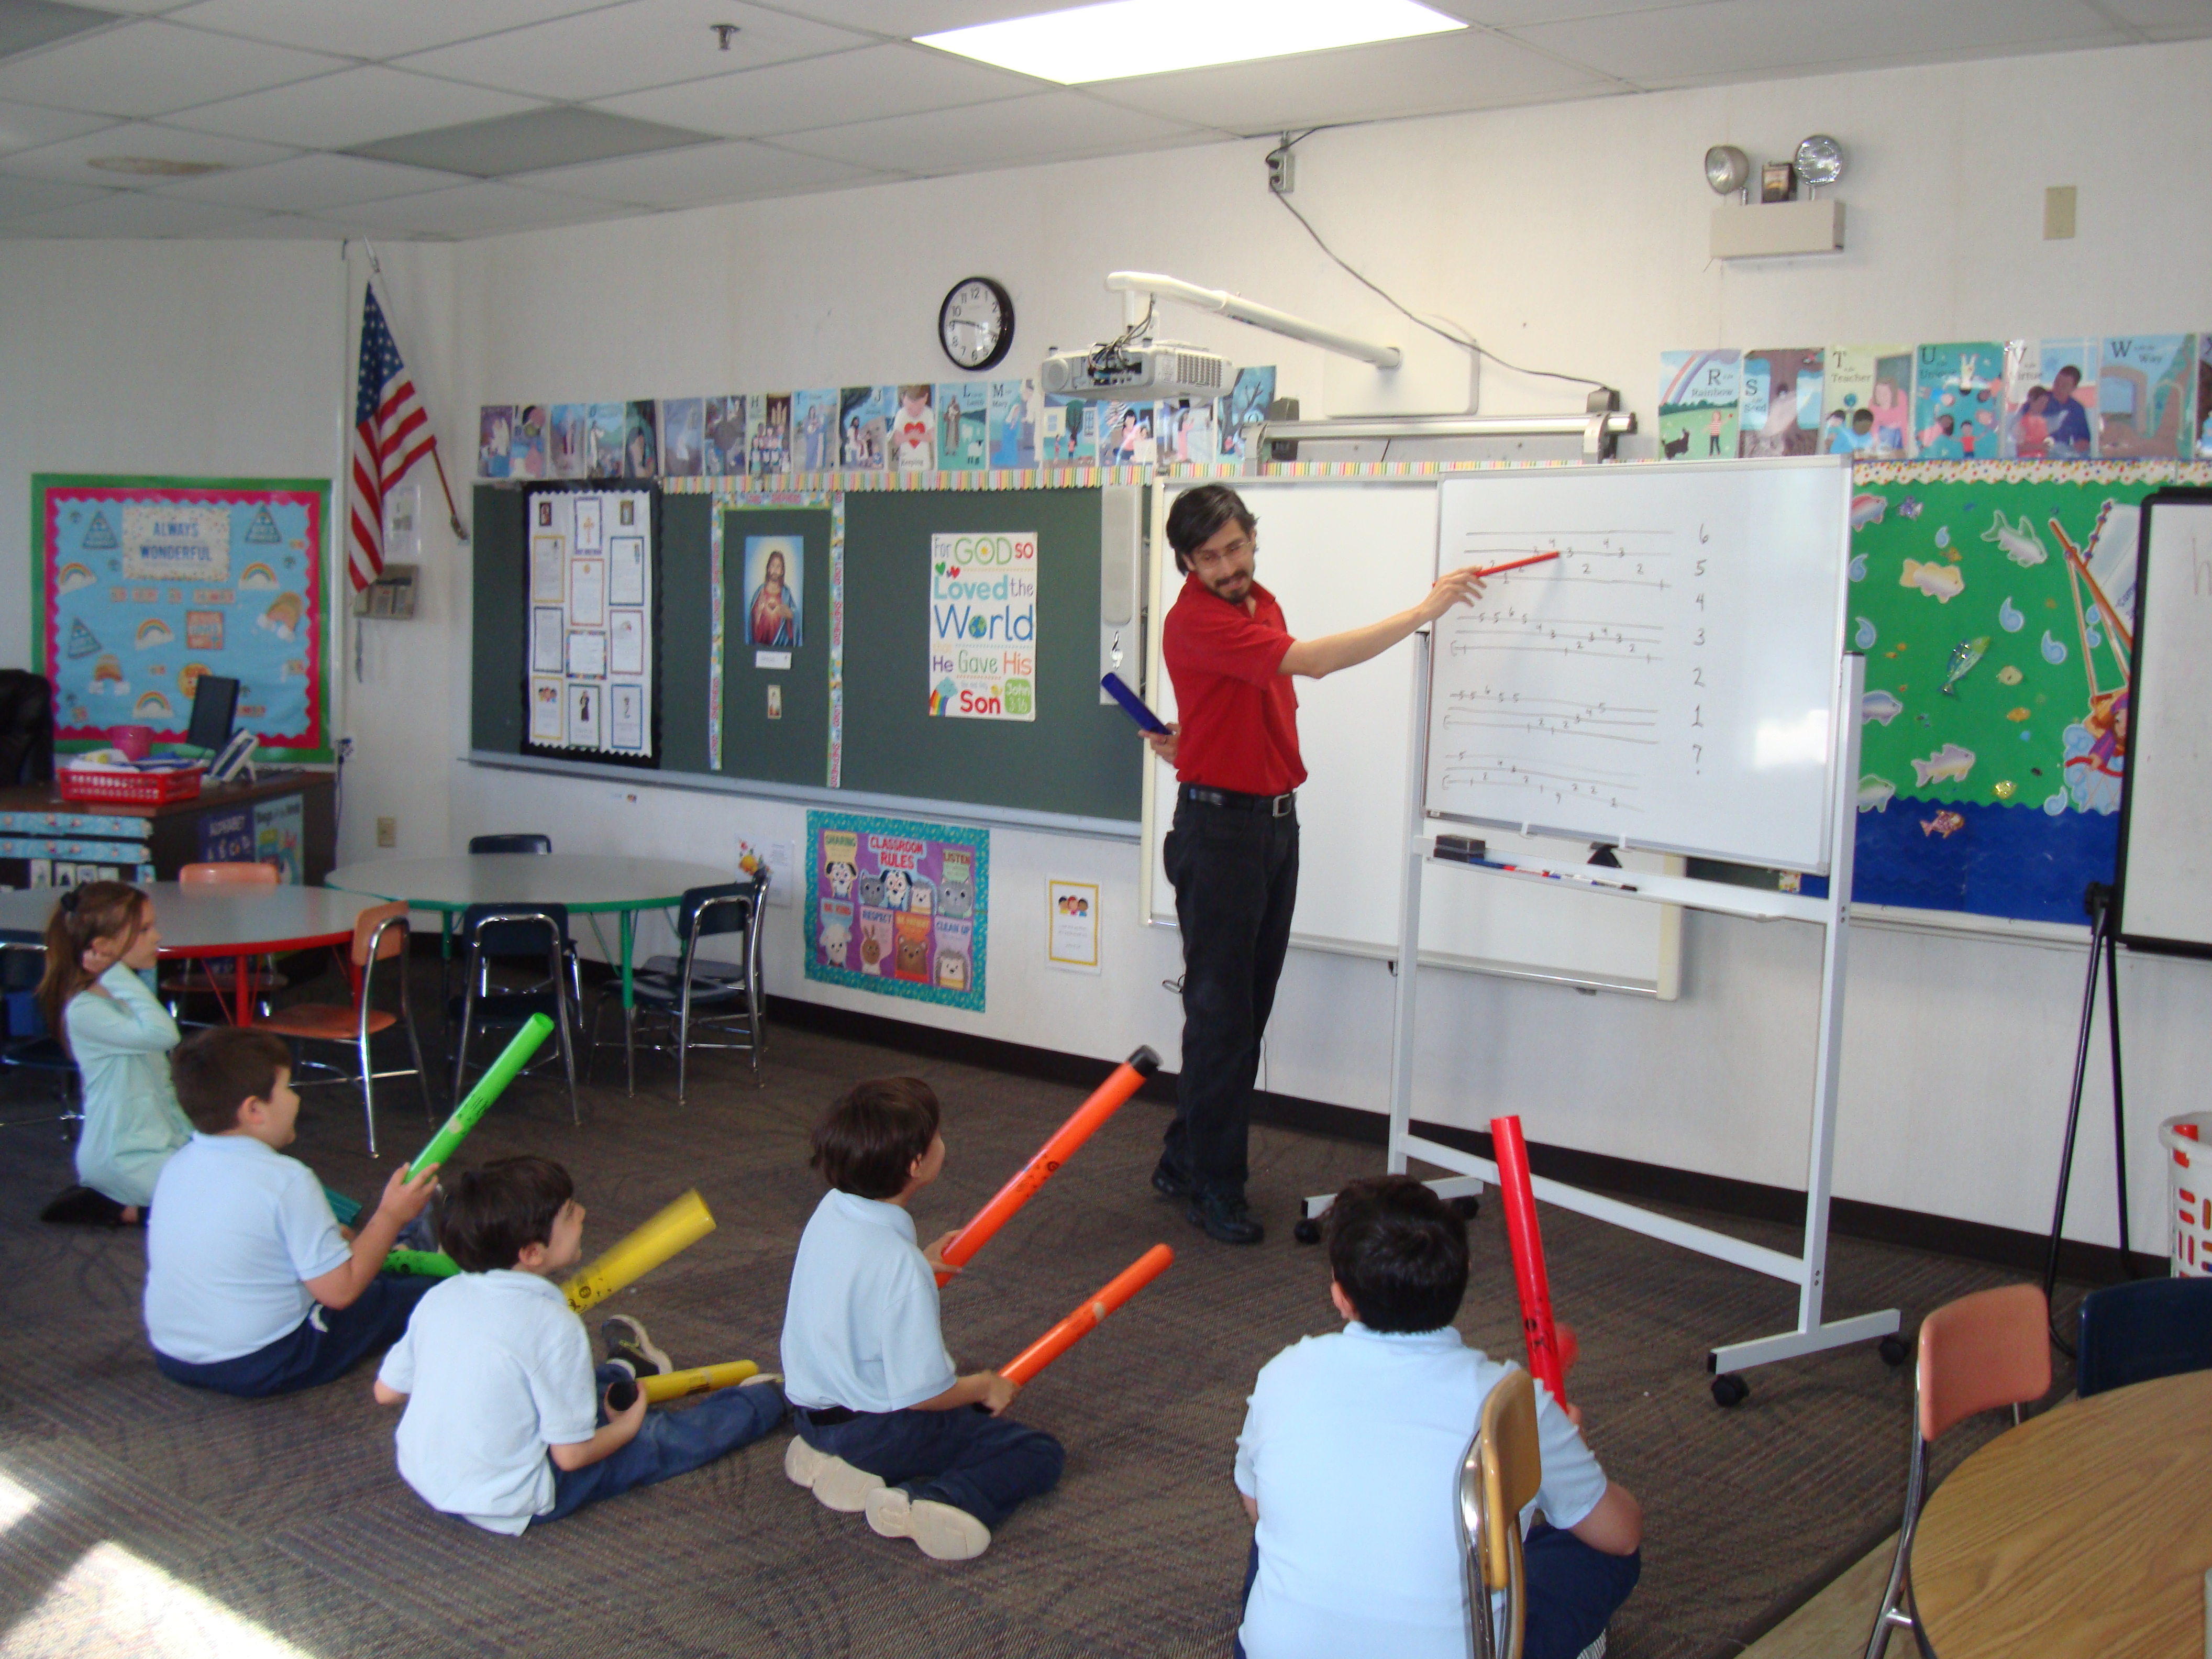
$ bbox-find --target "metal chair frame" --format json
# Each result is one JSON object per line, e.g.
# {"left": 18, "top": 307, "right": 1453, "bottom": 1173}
{"left": 1459, "top": 1367, "right": 1539, "bottom": 1659}
{"left": 163, "top": 860, "right": 287, "bottom": 1022}
{"left": 0, "top": 935, "right": 81, "bottom": 1132}
{"left": 590, "top": 876, "right": 767, "bottom": 1101}
{"left": 452, "top": 906, "right": 579, "bottom": 1125}
{"left": 270, "top": 911, "right": 435, "bottom": 1157}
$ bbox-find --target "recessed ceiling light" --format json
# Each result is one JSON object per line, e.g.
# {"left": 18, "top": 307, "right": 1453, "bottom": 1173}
{"left": 87, "top": 157, "right": 227, "bottom": 177}
{"left": 916, "top": 0, "right": 1465, "bottom": 85}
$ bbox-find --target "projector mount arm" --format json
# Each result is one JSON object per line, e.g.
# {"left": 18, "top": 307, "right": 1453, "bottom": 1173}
{"left": 1103, "top": 271, "right": 1402, "bottom": 369}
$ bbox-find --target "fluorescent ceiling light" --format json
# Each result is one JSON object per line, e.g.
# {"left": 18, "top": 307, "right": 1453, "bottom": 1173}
{"left": 917, "top": 0, "right": 1466, "bottom": 84}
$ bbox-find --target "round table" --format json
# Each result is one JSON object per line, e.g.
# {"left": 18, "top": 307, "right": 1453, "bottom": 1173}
{"left": 0, "top": 882, "right": 382, "bottom": 1025}
{"left": 324, "top": 855, "right": 735, "bottom": 1012}
{"left": 1913, "top": 1368, "right": 2212, "bottom": 1656}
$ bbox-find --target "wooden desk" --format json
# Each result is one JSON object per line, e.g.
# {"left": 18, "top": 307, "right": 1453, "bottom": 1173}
{"left": 0, "top": 771, "right": 336, "bottom": 886}
{"left": 1913, "top": 1369, "right": 2212, "bottom": 1656}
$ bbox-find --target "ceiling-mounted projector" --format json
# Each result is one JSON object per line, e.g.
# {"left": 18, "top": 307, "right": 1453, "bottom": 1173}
{"left": 1041, "top": 339, "right": 1230, "bottom": 398}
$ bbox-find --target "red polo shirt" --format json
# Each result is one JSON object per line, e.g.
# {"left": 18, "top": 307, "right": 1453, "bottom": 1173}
{"left": 1162, "top": 573, "right": 1306, "bottom": 797}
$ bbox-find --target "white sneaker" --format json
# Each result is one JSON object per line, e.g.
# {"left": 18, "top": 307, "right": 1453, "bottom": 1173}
{"left": 863, "top": 1487, "right": 991, "bottom": 1561}
{"left": 783, "top": 1435, "right": 884, "bottom": 1512}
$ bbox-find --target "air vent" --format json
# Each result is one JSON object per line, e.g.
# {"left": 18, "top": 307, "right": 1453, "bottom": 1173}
{"left": 346, "top": 108, "right": 716, "bottom": 179}
{"left": 0, "top": 1, "right": 114, "bottom": 63}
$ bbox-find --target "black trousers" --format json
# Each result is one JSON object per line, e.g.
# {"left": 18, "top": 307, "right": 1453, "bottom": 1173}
{"left": 1162, "top": 794, "right": 1299, "bottom": 1204}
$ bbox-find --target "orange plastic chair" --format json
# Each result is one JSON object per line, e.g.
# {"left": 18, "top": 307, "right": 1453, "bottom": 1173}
{"left": 164, "top": 861, "right": 286, "bottom": 1015}
{"left": 257, "top": 902, "right": 433, "bottom": 1155}
{"left": 179, "top": 861, "right": 280, "bottom": 886}
{"left": 1866, "top": 1283, "right": 2051, "bottom": 1658}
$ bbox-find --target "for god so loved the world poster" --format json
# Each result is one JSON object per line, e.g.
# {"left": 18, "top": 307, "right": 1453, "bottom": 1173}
{"left": 927, "top": 530, "right": 1036, "bottom": 720}
{"left": 806, "top": 811, "right": 988, "bottom": 1011}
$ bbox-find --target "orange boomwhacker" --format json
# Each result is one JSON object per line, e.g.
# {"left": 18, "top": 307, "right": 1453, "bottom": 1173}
{"left": 1490, "top": 1114, "right": 1568, "bottom": 1404}
{"left": 934, "top": 1046, "right": 1161, "bottom": 1287}
{"left": 1000, "top": 1244, "right": 1175, "bottom": 1386}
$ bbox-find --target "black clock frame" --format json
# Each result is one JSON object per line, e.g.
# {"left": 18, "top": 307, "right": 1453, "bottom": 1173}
{"left": 937, "top": 276, "right": 1015, "bottom": 372}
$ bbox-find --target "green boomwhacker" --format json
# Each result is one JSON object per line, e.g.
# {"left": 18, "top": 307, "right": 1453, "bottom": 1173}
{"left": 404, "top": 1012, "right": 556, "bottom": 1180}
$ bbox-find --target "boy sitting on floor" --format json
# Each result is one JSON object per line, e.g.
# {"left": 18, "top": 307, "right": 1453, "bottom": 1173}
{"left": 1233, "top": 1176, "right": 1641, "bottom": 1659}
{"left": 144, "top": 1027, "right": 441, "bottom": 1397}
{"left": 780, "top": 1077, "right": 1064, "bottom": 1561}
{"left": 374, "top": 1156, "right": 786, "bottom": 1533}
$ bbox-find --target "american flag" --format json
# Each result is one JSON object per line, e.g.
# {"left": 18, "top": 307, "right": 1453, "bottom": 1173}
{"left": 348, "top": 285, "right": 439, "bottom": 591}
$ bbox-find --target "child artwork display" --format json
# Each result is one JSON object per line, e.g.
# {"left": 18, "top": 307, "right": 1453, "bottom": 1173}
{"left": 477, "top": 406, "right": 513, "bottom": 478}
{"left": 1657, "top": 349, "right": 1739, "bottom": 459}
{"left": 2096, "top": 334, "right": 2195, "bottom": 459}
{"left": 748, "top": 394, "right": 791, "bottom": 473}
{"left": 622, "top": 401, "right": 658, "bottom": 479}
{"left": 703, "top": 396, "right": 748, "bottom": 476}
{"left": 743, "top": 535, "right": 803, "bottom": 649}
{"left": 524, "top": 489, "right": 654, "bottom": 763}
{"left": 936, "top": 382, "right": 987, "bottom": 472}
{"left": 890, "top": 384, "right": 936, "bottom": 471}
{"left": 1039, "top": 395, "right": 1099, "bottom": 463}
{"left": 840, "top": 386, "right": 895, "bottom": 468}
{"left": 34, "top": 475, "right": 334, "bottom": 760}
{"left": 660, "top": 398, "right": 703, "bottom": 477}
{"left": 791, "top": 389, "right": 839, "bottom": 471}
{"left": 988, "top": 379, "right": 1038, "bottom": 468}
{"left": 1820, "top": 348, "right": 1909, "bottom": 456}
{"left": 1912, "top": 342, "right": 2005, "bottom": 459}
{"left": 1218, "top": 366, "right": 1278, "bottom": 462}
{"left": 1737, "top": 347, "right": 1823, "bottom": 458}
{"left": 806, "top": 811, "right": 988, "bottom": 1010}
{"left": 588, "top": 404, "right": 625, "bottom": 479}
{"left": 549, "top": 405, "right": 588, "bottom": 478}
{"left": 510, "top": 405, "right": 548, "bottom": 479}
{"left": 1046, "top": 878, "right": 1100, "bottom": 973}
{"left": 927, "top": 530, "right": 1036, "bottom": 721}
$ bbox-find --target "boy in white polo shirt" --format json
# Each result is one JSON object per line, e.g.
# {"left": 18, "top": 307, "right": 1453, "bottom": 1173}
{"left": 780, "top": 1076, "right": 1065, "bottom": 1561}
{"left": 1234, "top": 1176, "right": 1642, "bottom": 1659}
{"left": 374, "top": 1156, "right": 787, "bottom": 1534}
{"left": 145, "top": 1028, "right": 441, "bottom": 1397}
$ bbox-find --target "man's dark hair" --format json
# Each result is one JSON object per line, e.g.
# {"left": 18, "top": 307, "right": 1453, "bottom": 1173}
{"left": 811, "top": 1076, "right": 942, "bottom": 1199}
{"left": 1325, "top": 1175, "right": 1470, "bottom": 1334}
{"left": 169, "top": 1026, "right": 292, "bottom": 1134}
{"left": 1165, "top": 483, "right": 1257, "bottom": 574}
{"left": 439, "top": 1156, "right": 574, "bottom": 1273}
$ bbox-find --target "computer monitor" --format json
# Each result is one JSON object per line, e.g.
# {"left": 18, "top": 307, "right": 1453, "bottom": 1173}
{"left": 185, "top": 676, "right": 239, "bottom": 755}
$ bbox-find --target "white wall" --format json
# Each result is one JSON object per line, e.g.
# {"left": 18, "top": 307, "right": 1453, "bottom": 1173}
{"left": 8, "top": 39, "right": 2211, "bottom": 1255}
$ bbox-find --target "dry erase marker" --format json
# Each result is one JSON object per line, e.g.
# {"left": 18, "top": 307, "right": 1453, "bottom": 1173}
{"left": 1469, "top": 855, "right": 1635, "bottom": 894}
{"left": 1101, "top": 673, "right": 1171, "bottom": 735}
{"left": 1472, "top": 550, "right": 1563, "bottom": 579}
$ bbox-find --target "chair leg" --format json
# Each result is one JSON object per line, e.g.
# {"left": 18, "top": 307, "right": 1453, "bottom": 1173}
{"left": 453, "top": 980, "right": 478, "bottom": 1105}
{"left": 623, "top": 1004, "right": 635, "bottom": 1099}
{"left": 405, "top": 1011, "right": 436, "bottom": 1121}
{"left": 676, "top": 1005, "right": 689, "bottom": 1108}
{"left": 358, "top": 1027, "right": 378, "bottom": 1157}
{"left": 555, "top": 986, "right": 579, "bottom": 1127}
{"left": 1866, "top": 1416, "right": 1929, "bottom": 1659}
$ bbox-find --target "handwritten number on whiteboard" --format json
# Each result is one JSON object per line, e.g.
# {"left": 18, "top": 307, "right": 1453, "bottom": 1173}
{"left": 1691, "top": 667, "right": 1703, "bottom": 687}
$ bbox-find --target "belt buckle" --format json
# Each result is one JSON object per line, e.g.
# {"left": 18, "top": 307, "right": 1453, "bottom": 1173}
{"left": 1271, "top": 793, "right": 1292, "bottom": 817}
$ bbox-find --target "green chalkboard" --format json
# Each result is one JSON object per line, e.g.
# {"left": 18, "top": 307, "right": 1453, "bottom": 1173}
{"left": 722, "top": 505, "right": 832, "bottom": 786}
{"left": 658, "top": 495, "right": 711, "bottom": 774}
{"left": 470, "top": 484, "right": 524, "bottom": 755}
{"left": 838, "top": 489, "right": 1140, "bottom": 820}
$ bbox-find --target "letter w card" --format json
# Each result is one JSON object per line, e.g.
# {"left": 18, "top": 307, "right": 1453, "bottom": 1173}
{"left": 927, "top": 530, "right": 1037, "bottom": 720}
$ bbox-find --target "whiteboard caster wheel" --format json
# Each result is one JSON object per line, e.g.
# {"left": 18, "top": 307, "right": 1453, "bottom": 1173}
{"left": 1878, "top": 1334, "right": 1909, "bottom": 1367}
{"left": 1711, "top": 1374, "right": 1750, "bottom": 1409}
{"left": 1292, "top": 1217, "right": 1322, "bottom": 1245}
{"left": 1450, "top": 1196, "right": 1480, "bottom": 1220}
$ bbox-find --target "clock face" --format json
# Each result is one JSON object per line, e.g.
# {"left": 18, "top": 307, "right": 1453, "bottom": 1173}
{"left": 939, "top": 276, "right": 1013, "bottom": 371}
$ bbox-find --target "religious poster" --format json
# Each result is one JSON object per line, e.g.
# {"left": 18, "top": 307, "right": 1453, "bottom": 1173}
{"left": 34, "top": 476, "right": 333, "bottom": 760}
{"left": 927, "top": 530, "right": 1036, "bottom": 721}
{"left": 805, "top": 811, "right": 987, "bottom": 1010}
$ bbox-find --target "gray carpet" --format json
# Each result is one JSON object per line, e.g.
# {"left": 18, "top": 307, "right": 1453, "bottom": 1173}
{"left": 0, "top": 966, "right": 2077, "bottom": 1658}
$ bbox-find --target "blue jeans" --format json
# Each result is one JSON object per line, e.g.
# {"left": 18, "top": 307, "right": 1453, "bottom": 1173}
{"left": 1233, "top": 1521, "right": 1640, "bottom": 1658}
{"left": 153, "top": 1273, "right": 434, "bottom": 1398}
{"left": 795, "top": 1404, "right": 1064, "bottom": 1531}
{"left": 544, "top": 1364, "right": 788, "bottom": 1522}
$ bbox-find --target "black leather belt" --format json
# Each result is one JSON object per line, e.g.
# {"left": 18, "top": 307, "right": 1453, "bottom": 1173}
{"left": 1182, "top": 784, "right": 1296, "bottom": 817}
{"left": 803, "top": 1405, "right": 856, "bottom": 1425}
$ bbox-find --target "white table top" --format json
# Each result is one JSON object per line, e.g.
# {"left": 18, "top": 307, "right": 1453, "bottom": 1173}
{"left": 0, "top": 882, "right": 381, "bottom": 954}
{"left": 325, "top": 854, "right": 740, "bottom": 913}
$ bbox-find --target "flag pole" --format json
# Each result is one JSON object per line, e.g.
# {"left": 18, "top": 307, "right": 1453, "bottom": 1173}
{"left": 361, "top": 240, "right": 469, "bottom": 543}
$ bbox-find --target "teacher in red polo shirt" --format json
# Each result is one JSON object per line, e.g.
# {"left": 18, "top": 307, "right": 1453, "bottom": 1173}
{"left": 1148, "top": 485, "right": 1485, "bottom": 1243}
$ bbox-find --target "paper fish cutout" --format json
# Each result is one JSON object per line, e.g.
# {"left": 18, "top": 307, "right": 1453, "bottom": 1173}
{"left": 1911, "top": 742, "right": 1975, "bottom": 787}
{"left": 1857, "top": 775, "right": 1897, "bottom": 813}
{"left": 1861, "top": 690, "right": 1903, "bottom": 725}
{"left": 1981, "top": 511, "right": 2048, "bottom": 567}
{"left": 1920, "top": 810, "right": 1965, "bottom": 838}
{"left": 1854, "top": 616, "right": 1877, "bottom": 649}
{"left": 1900, "top": 559, "right": 1964, "bottom": 602}
{"left": 1940, "top": 636, "right": 1989, "bottom": 696}
{"left": 1850, "top": 493, "right": 1888, "bottom": 529}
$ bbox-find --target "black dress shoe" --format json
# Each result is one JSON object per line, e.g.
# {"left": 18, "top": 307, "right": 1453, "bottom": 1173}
{"left": 1151, "top": 1160, "right": 1193, "bottom": 1199}
{"left": 38, "top": 1185, "right": 126, "bottom": 1227}
{"left": 1187, "top": 1192, "right": 1264, "bottom": 1245}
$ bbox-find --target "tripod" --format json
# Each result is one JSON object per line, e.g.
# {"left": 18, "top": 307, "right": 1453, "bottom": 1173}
{"left": 2039, "top": 881, "right": 2136, "bottom": 1355}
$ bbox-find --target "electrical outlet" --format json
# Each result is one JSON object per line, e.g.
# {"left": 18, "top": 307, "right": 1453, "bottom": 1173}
{"left": 1267, "top": 136, "right": 1295, "bottom": 195}
{"left": 375, "top": 816, "right": 396, "bottom": 848}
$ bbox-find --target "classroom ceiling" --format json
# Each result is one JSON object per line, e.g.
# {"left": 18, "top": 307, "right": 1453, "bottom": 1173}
{"left": 0, "top": 0, "right": 2201, "bottom": 241}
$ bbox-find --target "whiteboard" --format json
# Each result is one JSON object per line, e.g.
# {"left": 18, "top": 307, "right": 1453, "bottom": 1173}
{"left": 1141, "top": 477, "right": 1680, "bottom": 996}
{"left": 2115, "top": 491, "right": 2212, "bottom": 953}
{"left": 1424, "top": 458, "right": 1851, "bottom": 871}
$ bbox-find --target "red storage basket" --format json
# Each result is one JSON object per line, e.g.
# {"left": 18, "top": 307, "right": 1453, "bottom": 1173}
{"left": 57, "top": 764, "right": 203, "bottom": 806}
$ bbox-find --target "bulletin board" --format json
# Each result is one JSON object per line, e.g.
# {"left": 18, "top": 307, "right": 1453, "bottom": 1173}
{"left": 720, "top": 503, "right": 834, "bottom": 786}
{"left": 519, "top": 485, "right": 659, "bottom": 767}
{"left": 32, "top": 474, "right": 334, "bottom": 761}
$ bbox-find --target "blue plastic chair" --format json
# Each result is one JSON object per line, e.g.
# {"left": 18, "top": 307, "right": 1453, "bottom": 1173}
{"left": 0, "top": 929, "right": 81, "bottom": 1131}
{"left": 2076, "top": 1276, "right": 2212, "bottom": 1398}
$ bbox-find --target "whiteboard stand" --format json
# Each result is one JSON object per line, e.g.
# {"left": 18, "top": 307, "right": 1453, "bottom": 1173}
{"left": 1303, "top": 636, "right": 1898, "bottom": 1402}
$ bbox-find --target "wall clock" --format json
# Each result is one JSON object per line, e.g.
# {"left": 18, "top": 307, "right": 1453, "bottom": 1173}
{"left": 939, "top": 276, "right": 1014, "bottom": 371}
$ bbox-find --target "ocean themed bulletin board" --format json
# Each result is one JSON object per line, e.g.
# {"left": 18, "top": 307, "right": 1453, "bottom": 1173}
{"left": 1847, "top": 459, "right": 2212, "bottom": 923}
{"left": 32, "top": 475, "right": 333, "bottom": 761}
{"left": 805, "top": 810, "right": 986, "bottom": 1010}
{"left": 522, "top": 486, "right": 657, "bottom": 765}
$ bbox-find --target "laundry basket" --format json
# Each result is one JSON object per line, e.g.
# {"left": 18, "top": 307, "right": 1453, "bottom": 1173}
{"left": 2161, "top": 1113, "right": 2212, "bottom": 1276}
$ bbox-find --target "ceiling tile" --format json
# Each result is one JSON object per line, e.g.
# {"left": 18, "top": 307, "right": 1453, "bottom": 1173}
{"left": 1, "top": 190, "right": 271, "bottom": 235}
{"left": 594, "top": 42, "right": 1045, "bottom": 139}
{"left": 514, "top": 136, "right": 883, "bottom": 206}
{"left": 0, "top": 173, "right": 112, "bottom": 218}
{"left": 1507, "top": 0, "right": 2121, "bottom": 87}
{"left": 1091, "top": 28, "right": 1616, "bottom": 132}
{"left": 0, "top": 1, "right": 119, "bottom": 60}
{"left": 199, "top": 210, "right": 357, "bottom": 237}
{"left": 0, "top": 98, "right": 116, "bottom": 158}
{"left": 1427, "top": 0, "right": 1711, "bottom": 22}
{"left": 156, "top": 151, "right": 463, "bottom": 210}
{"left": 394, "top": 0, "right": 871, "bottom": 103}
{"left": 332, "top": 180, "right": 639, "bottom": 237}
{"left": 164, "top": 0, "right": 618, "bottom": 62}
{"left": 0, "top": 123, "right": 296, "bottom": 189}
{"left": 348, "top": 107, "right": 714, "bottom": 178}
{"left": 168, "top": 66, "right": 545, "bottom": 149}
{"left": 776, "top": 90, "right": 1211, "bottom": 175}
{"left": 770, "top": 1, "right": 1065, "bottom": 32}
{"left": 0, "top": 19, "right": 347, "bottom": 118}
{"left": 2097, "top": 0, "right": 2212, "bottom": 33}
